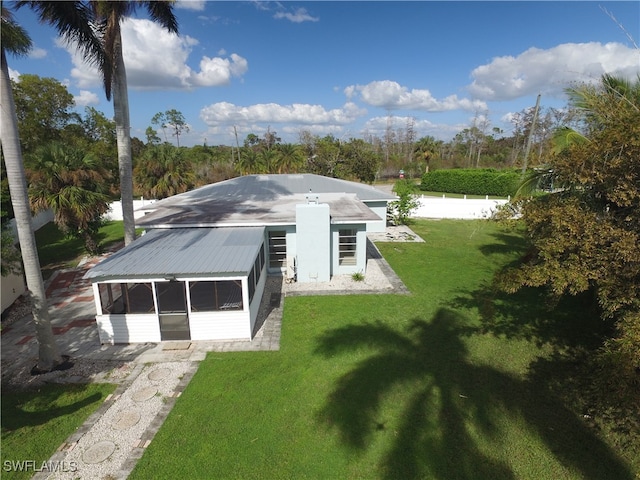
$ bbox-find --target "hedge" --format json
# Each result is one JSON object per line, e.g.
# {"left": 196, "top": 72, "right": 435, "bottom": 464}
{"left": 420, "top": 168, "right": 520, "bottom": 197}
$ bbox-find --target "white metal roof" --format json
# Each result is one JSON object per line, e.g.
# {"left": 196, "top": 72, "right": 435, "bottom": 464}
{"left": 137, "top": 174, "right": 394, "bottom": 228}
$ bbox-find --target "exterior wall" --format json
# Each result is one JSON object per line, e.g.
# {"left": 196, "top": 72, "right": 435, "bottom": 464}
{"left": 295, "top": 202, "right": 331, "bottom": 282}
{"left": 249, "top": 264, "right": 268, "bottom": 335}
{"left": 91, "top": 262, "right": 267, "bottom": 343}
{"left": 364, "top": 200, "right": 389, "bottom": 232}
{"left": 189, "top": 311, "right": 250, "bottom": 340}
{"left": 331, "top": 224, "right": 368, "bottom": 276}
{"left": 95, "top": 314, "right": 161, "bottom": 344}
{"left": 1, "top": 273, "right": 26, "bottom": 313}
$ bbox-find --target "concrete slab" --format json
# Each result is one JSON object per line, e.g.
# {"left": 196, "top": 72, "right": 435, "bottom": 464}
{"left": 162, "top": 341, "right": 191, "bottom": 351}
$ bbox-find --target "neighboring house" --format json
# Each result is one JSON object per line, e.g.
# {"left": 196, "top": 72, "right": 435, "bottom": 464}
{"left": 85, "top": 174, "right": 395, "bottom": 344}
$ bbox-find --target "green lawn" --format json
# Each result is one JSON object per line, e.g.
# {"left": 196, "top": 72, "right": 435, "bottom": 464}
{"left": 1, "top": 383, "right": 116, "bottom": 480}
{"left": 35, "top": 220, "right": 128, "bottom": 278}
{"left": 130, "top": 220, "right": 636, "bottom": 479}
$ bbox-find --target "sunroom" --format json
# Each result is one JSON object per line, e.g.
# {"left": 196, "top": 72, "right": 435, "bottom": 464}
{"left": 86, "top": 227, "right": 266, "bottom": 344}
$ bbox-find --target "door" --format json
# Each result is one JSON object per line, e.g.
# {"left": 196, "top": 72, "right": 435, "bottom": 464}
{"left": 156, "top": 281, "right": 190, "bottom": 341}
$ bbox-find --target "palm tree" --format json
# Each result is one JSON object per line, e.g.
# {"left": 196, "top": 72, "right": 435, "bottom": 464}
{"left": 133, "top": 144, "right": 195, "bottom": 199}
{"left": 1, "top": 5, "right": 62, "bottom": 371}
{"left": 275, "top": 143, "right": 304, "bottom": 173}
{"left": 25, "top": 1, "right": 178, "bottom": 246}
{"left": 26, "top": 143, "right": 111, "bottom": 254}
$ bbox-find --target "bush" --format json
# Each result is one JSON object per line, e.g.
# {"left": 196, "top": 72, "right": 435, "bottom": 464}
{"left": 420, "top": 168, "right": 520, "bottom": 197}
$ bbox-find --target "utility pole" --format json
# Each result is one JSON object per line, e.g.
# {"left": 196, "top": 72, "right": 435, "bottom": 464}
{"left": 233, "top": 126, "right": 241, "bottom": 164}
{"left": 522, "top": 93, "right": 541, "bottom": 174}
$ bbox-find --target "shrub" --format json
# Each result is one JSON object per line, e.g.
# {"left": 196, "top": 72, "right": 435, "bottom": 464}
{"left": 420, "top": 168, "right": 520, "bottom": 197}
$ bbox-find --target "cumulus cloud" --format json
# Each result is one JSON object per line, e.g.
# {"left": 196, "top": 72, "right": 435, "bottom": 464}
{"left": 8, "top": 67, "right": 21, "bottom": 81}
{"left": 274, "top": 7, "right": 319, "bottom": 23}
{"left": 74, "top": 90, "right": 100, "bottom": 106}
{"left": 29, "top": 47, "right": 47, "bottom": 59}
{"left": 200, "top": 101, "right": 366, "bottom": 126}
{"left": 468, "top": 42, "right": 640, "bottom": 101}
{"left": 175, "top": 0, "right": 206, "bottom": 11}
{"left": 60, "top": 18, "right": 248, "bottom": 91}
{"left": 347, "top": 80, "right": 487, "bottom": 112}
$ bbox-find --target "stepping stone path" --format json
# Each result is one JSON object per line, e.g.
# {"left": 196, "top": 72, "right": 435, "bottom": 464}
{"left": 132, "top": 386, "right": 158, "bottom": 402}
{"left": 112, "top": 410, "right": 141, "bottom": 431}
{"left": 82, "top": 441, "right": 116, "bottom": 464}
{"left": 148, "top": 367, "right": 171, "bottom": 381}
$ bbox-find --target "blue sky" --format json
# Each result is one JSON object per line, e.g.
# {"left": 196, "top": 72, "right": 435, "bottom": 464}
{"left": 7, "top": 1, "right": 640, "bottom": 147}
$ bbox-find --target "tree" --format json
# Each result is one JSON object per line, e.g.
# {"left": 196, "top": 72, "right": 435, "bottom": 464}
{"left": 133, "top": 144, "right": 195, "bottom": 199}
{"left": 499, "top": 75, "right": 640, "bottom": 391}
{"left": 26, "top": 143, "right": 111, "bottom": 254}
{"left": 389, "top": 178, "right": 419, "bottom": 225}
{"left": 342, "top": 138, "right": 380, "bottom": 183}
{"left": 274, "top": 143, "right": 304, "bottom": 174}
{"left": 151, "top": 109, "right": 189, "bottom": 146}
{"left": 145, "top": 126, "right": 161, "bottom": 145}
{"left": 1, "top": 5, "right": 63, "bottom": 371}
{"left": 11, "top": 74, "right": 79, "bottom": 154}
{"left": 25, "top": 0, "right": 179, "bottom": 247}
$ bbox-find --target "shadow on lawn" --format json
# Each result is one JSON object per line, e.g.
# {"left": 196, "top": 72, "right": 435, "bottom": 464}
{"left": 314, "top": 309, "right": 633, "bottom": 480}
{"left": 1, "top": 384, "right": 103, "bottom": 431}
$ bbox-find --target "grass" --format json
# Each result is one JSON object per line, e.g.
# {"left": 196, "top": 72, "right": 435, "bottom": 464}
{"left": 130, "top": 219, "right": 637, "bottom": 479}
{"left": 1, "top": 383, "right": 116, "bottom": 480}
{"left": 35, "top": 220, "right": 129, "bottom": 278}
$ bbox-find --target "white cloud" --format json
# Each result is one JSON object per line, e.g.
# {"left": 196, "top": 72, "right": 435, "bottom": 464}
{"left": 468, "top": 42, "right": 640, "bottom": 101}
{"left": 29, "top": 47, "right": 47, "bottom": 60}
{"left": 347, "top": 80, "right": 487, "bottom": 112}
{"left": 8, "top": 67, "right": 21, "bottom": 81}
{"left": 74, "top": 90, "right": 100, "bottom": 107}
{"left": 274, "top": 7, "right": 319, "bottom": 23}
{"left": 60, "top": 18, "right": 248, "bottom": 91}
{"left": 200, "top": 101, "right": 366, "bottom": 126}
{"left": 175, "top": 0, "right": 206, "bottom": 11}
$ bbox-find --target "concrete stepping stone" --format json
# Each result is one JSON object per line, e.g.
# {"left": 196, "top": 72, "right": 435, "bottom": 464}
{"left": 112, "top": 410, "right": 141, "bottom": 430}
{"left": 82, "top": 440, "right": 116, "bottom": 464}
{"left": 132, "top": 386, "right": 157, "bottom": 402}
{"left": 148, "top": 367, "right": 171, "bottom": 381}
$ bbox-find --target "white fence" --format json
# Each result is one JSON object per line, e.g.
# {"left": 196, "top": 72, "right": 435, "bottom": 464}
{"left": 412, "top": 195, "right": 509, "bottom": 220}
{"left": 103, "top": 198, "right": 156, "bottom": 221}
{"left": 6, "top": 209, "right": 54, "bottom": 244}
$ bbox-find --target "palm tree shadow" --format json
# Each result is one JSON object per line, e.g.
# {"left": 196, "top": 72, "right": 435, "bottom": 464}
{"left": 314, "top": 308, "right": 633, "bottom": 479}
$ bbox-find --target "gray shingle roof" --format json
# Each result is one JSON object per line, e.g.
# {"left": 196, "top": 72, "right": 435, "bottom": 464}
{"left": 86, "top": 227, "right": 265, "bottom": 282}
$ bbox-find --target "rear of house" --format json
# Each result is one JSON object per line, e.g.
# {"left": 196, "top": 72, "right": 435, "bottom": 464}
{"left": 86, "top": 174, "right": 395, "bottom": 344}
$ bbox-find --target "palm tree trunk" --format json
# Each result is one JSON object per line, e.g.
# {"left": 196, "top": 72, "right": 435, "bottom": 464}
{"left": 112, "top": 29, "right": 135, "bottom": 246}
{"left": 1, "top": 50, "right": 62, "bottom": 371}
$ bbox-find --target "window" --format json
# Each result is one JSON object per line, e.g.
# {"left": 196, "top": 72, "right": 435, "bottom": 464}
{"left": 189, "top": 280, "right": 243, "bottom": 312}
{"left": 339, "top": 229, "right": 357, "bottom": 266}
{"left": 98, "top": 283, "right": 154, "bottom": 314}
{"left": 268, "top": 231, "right": 287, "bottom": 270}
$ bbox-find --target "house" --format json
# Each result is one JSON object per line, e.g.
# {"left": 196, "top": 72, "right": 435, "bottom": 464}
{"left": 85, "top": 174, "right": 396, "bottom": 344}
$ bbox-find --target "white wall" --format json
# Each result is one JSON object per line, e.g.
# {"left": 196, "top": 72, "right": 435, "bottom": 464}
{"left": 412, "top": 195, "right": 509, "bottom": 220}
{"left": 1, "top": 273, "right": 26, "bottom": 313}
{"left": 103, "top": 198, "right": 156, "bottom": 221}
